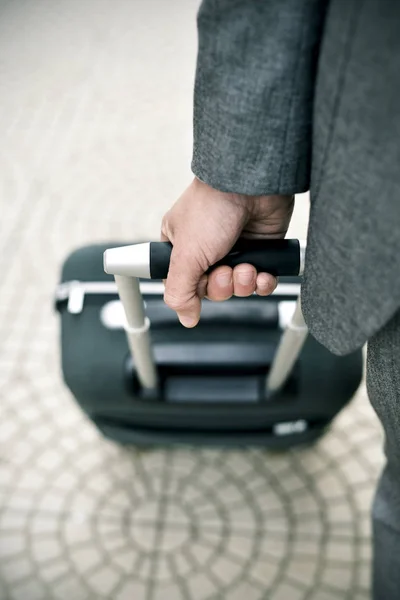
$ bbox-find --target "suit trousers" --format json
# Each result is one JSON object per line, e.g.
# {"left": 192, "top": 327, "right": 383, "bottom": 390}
{"left": 367, "top": 308, "right": 400, "bottom": 599}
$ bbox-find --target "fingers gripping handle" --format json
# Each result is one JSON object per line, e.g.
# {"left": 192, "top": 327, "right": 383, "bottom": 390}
{"left": 104, "top": 239, "right": 304, "bottom": 279}
{"left": 215, "top": 239, "right": 303, "bottom": 277}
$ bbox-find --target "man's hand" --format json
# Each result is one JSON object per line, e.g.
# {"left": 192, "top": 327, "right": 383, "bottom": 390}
{"left": 161, "top": 178, "right": 294, "bottom": 327}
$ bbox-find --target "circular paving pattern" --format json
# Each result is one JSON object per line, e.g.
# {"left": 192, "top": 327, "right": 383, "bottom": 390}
{"left": 0, "top": 371, "right": 383, "bottom": 600}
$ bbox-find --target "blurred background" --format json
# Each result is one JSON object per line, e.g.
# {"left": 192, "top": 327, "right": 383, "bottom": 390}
{"left": 0, "top": 0, "right": 384, "bottom": 598}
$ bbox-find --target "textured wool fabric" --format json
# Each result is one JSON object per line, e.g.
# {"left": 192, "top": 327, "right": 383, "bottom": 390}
{"left": 368, "top": 308, "right": 400, "bottom": 599}
{"left": 192, "top": 0, "right": 326, "bottom": 196}
{"left": 372, "top": 515, "right": 400, "bottom": 600}
{"left": 303, "top": 0, "right": 400, "bottom": 355}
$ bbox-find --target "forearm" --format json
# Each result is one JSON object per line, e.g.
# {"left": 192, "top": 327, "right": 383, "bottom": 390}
{"left": 192, "top": 0, "right": 328, "bottom": 196}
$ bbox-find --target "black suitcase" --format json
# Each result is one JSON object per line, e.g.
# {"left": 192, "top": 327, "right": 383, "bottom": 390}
{"left": 55, "top": 242, "right": 363, "bottom": 448}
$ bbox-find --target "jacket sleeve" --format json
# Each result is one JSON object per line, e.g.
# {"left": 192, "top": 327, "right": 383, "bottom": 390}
{"left": 191, "top": 0, "right": 327, "bottom": 196}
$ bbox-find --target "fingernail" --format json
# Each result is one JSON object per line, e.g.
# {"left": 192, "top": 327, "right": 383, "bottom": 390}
{"left": 179, "top": 315, "right": 197, "bottom": 328}
{"left": 216, "top": 272, "right": 232, "bottom": 287}
{"left": 237, "top": 270, "right": 254, "bottom": 285}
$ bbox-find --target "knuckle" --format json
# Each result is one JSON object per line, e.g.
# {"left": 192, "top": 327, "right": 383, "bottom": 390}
{"left": 161, "top": 212, "right": 173, "bottom": 238}
{"left": 164, "top": 292, "right": 187, "bottom": 312}
{"left": 161, "top": 215, "right": 169, "bottom": 237}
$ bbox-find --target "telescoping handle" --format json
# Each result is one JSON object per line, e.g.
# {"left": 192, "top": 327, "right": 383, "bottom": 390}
{"left": 104, "top": 239, "right": 306, "bottom": 395}
{"left": 113, "top": 275, "right": 158, "bottom": 391}
{"left": 103, "top": 239, "right": 305, "bottom": 280}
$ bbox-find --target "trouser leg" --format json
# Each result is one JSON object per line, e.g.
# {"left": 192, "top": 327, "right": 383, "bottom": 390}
{"left": 367, "top": 308, "right": 400, "bottom": 600}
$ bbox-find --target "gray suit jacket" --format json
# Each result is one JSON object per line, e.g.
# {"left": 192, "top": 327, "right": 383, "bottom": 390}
{"left": 192, "top": 0, "right": 400, "bottom": 355}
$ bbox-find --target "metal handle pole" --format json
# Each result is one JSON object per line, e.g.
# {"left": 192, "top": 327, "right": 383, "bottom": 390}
{"left": 114, "top": 274, "right": 158, "bottom": 390}
{"left": 266, "top": 295, "right": 308, "bottom": 396}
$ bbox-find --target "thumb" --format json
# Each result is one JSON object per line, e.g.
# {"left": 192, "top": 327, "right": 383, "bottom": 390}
{"left": 163, "top": 239, "right": 207, "bottom": 327}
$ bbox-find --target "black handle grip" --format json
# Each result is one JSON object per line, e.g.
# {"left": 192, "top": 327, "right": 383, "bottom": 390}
{"left": 150, "top": 239, "right": 300, "bottom": 279}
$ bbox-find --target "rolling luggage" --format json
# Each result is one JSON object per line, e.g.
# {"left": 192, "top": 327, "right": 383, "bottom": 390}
{"left": 55, "top": 239, "right": 362, "bottom": 447}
